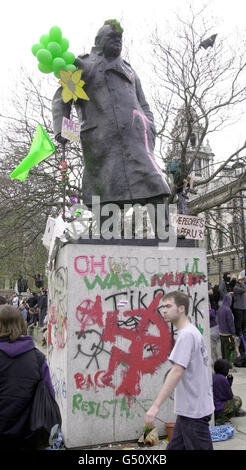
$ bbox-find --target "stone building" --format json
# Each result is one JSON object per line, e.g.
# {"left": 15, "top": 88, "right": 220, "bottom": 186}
{"left": 166, "top": 106, "right": 246, "bottom": 287}
{"left": 189, "top": 164, "right": 246, "bottom": 286}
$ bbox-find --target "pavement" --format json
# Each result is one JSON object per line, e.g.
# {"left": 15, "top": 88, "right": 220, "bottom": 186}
{"left": 33, "top": 329, "right": 246, "bottom": 451}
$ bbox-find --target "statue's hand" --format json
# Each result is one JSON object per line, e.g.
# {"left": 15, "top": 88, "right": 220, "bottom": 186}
{"left": 56, "top": 133, "right": 68, "bottom": 145}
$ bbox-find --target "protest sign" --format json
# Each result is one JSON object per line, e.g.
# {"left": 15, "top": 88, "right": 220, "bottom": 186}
{"left": 175, "top": 214, "right": 205, "bottom": 240}
{"left": 61, "top": 117, "right": 80, "bottom": 142}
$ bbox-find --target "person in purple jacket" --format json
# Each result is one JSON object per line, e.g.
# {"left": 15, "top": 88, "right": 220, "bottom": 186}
{"left": 0, "top": 304, "right": 55, "bottom": 449}
{"left": 209, "top": 304, "right": 220, "bottom": 366}
{"left": 217, "top": 295, "right": 236, "bottom": 368}
{"left": 213, "top": 359, "right": 245, "bottom": 425}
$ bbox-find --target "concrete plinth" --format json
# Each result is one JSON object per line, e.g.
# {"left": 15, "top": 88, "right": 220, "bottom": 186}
{"left": 47, "top": 242, "right": 210, "bottom": 448}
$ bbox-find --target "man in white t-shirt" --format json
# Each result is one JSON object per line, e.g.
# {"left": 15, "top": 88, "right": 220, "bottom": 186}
{"left": 144, "top": 290, "right": 214, "bottom": 450}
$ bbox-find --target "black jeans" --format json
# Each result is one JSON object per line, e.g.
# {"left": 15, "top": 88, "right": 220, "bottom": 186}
{"left": 166, "top": 415, "right": 213, "bottom": 450}
{"left": 242, "top": 310, "right": 246, "bottom": 333}
{"left": 220, "top": 335, "right": 234, "bottom": 367}
{"left": 39, "top": 308, "right": 47, "bottom": 327}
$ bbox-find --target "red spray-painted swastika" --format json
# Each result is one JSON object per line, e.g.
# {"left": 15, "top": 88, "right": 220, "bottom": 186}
{"left": 101, "top": 293, "right": 171, "bottom": 396}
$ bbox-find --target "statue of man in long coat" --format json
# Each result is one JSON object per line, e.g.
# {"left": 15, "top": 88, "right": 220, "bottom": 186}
{"left": 52, "top": 20, "right": 170, "bottom": 234}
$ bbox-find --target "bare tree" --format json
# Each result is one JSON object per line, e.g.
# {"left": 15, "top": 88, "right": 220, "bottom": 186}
{"left": 145, "top": 5, "right": 246, "bottom": 275}
{"left": 150, "top": 6, "right": 246, "bottom": 206}
{"left": 0, "top": 69, "right": 84, "bottom": 281}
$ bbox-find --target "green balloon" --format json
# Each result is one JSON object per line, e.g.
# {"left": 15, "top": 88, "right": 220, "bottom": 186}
{"left": 49, "top": 26, "right": 62, "bottom": 44}
{"left": 38, "top": 62, "right": 53, "bottom": 74}
{"left": 40, "top": 34, "right": 49, "bottom": 47}
{"left": 61, "top": 37, "right": 69, "bottom": 52}
{"left": 47, "top": 41, "right": 62, "bottom": 58}
{"left": 66, "top": 64, "right": 77, "bottom": 72}
{"left": 54, "top": 70, "right": 61, "bottom": 79}
{"left": 37, "top": 49, "right": 53, "bottom": 66}
{"left": 31, "top": 43, "right": 42, "bottom": 56}
{"left": 62, "top": 51, "right": 75, "bottom": 65}
{"left": 52, "top": 57, "right": 66, "bottom": 73}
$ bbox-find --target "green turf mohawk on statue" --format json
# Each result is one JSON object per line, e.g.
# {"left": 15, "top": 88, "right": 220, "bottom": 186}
{"left": 104, "top": 19, "right": 124, "bottom": 34}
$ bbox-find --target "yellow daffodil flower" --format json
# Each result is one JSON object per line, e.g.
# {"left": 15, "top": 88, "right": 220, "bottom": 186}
{"left": 59, "top": 70, "right": 89, "bottom": 103}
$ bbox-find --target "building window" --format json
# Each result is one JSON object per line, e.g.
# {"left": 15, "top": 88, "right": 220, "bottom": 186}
{"left": 231, "top": 258, "right": 235, "bottom": 271}
{"left": 234, "top": 222, "right": 240, "bottom": 245}
{"left": 190, "top": 133, "right": 196, "bottom": 148}
{"left": 240, "top": 222, "right": 245, "bottom": 245}
{"left": 218, "top": 231, "right": 223, "bottom": 250}
{"left": 218, "top": 259, "right": 223, "bottom": 274}
{"left": 194, "top": 158, "right": 202, "bottom": 176}
{"left": 207, "top": 262, "right": 210, "bottom": 274}
{"left": 202, "top": 159, "right": 208, "bottom": 178}
{"left": 229, "top": 225, "right": 234, "bottom": 246}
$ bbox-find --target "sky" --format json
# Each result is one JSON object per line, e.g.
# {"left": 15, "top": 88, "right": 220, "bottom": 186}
{"left": 1, "top": 0, "right": 246, "bottom": 163}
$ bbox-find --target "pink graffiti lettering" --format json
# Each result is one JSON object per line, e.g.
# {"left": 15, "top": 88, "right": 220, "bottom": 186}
{"left": 132, "top": 109, "right": 163, "bottom": 177}
{"left": 56, "top": 318, "right": 67, "bottom": 349}
{"left": 151, "top": 272, "right": 203, "bottom": 288}
{"left": 74, "top": 255, "right": 108, "bottom": 278}
{"left": 47, "top": 322, "right": 52, "bottom": 345}
{"left": 48, "top": 305, "right": 67, "bottom": 349}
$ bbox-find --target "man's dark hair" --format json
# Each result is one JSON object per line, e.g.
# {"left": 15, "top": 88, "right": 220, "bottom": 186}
{"left": 214, "top": 359, "right": 229, "bottom": 377}
{"left": 163, "top": 290, "right": 189, "bottom": 316}
{"left": 0, "top": 305, "right": 27, "bottom": 342}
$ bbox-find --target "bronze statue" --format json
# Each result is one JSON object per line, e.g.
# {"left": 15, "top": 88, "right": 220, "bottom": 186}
{"left": 52, "top": 20, "right": 171, "bottom": 238}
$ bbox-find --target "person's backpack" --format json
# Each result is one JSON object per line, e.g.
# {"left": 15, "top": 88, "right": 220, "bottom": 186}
{"left": 26, "top": 350, "right": 62, "bottom": 449}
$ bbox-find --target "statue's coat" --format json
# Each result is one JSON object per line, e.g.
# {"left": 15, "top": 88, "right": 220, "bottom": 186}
{"left": 52, "top": 53, "right": 170, "bottom": 205}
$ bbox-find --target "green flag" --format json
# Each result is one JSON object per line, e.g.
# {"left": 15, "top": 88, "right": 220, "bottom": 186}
{"left": 10, "top": 123, "right": 55, "bottom": 182}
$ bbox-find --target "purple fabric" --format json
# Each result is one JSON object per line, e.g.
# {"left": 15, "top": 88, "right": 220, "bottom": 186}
{"left": 0, "top": 336, "right": 55, "bottom": 399}
{"left": 240, "top": 334, "right": 246, "bottom": 353}
{"left": 0, "top": 335, "right": 34, "bottom": 356}
{"left": 217, "top": 296, "right": 235, "bottom": 335}
{"left": 209, "top": 308, "right": 217, "bottom": 328}
{"left": 212, "top": 373, "right": 233, "bottom": 415}
{"left": 41, "top": 361, "right": 56, "bottom": 399}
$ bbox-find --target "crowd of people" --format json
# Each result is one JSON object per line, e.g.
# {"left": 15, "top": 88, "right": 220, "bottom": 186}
{"left": 2, "top": 288, "right": 48, "bottom": 347}
{"left": 209, "top": 272, "right": 246, "bottom": 369}
{"left": 208, "top": 272, "right": 246, "bottom": 425}
{"left": 8, "top": 288, "right": 48, "bottom": 329}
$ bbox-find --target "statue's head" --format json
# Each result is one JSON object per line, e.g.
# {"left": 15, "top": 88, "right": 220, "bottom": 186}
{"left": 94, "top": 19, "right": 123, "bottom": 57}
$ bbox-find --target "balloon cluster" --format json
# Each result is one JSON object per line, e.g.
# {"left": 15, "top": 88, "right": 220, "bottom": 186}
{"left": 32, "top": 26, "right": 76, "bottom": 78}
